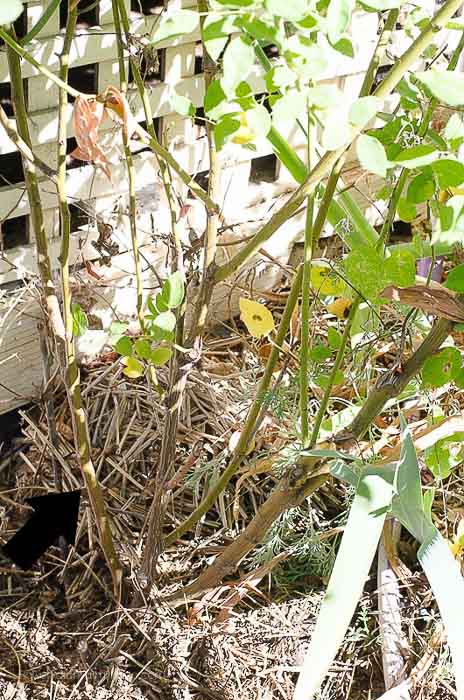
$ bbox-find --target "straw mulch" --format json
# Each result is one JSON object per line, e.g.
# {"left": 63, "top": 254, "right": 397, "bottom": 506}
{"left": 0, "top": 296, "right": 462, "bottom": 700}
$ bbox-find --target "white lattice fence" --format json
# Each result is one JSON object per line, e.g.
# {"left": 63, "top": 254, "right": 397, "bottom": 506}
{"left": 0, "top": 0, "right": 446, "bottom": 413}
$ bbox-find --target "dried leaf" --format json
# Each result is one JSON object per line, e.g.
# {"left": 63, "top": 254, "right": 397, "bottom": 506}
{"left": 101, "top": 86, "right": 138, "bottom": 141}
{"left": 326, "top": 297, "right": 352, "bottom": 319}
{"left": 70, "top": 96, "right": 111, "bottom": 179}
{"left": 381, "top": 284, "right": 464, "bottom": 322}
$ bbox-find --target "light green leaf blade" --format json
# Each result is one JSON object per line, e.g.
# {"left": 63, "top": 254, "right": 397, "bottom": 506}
{"left": 349, "top": 96, "right": 382, "bottom": 129}
{"left": 416, "top": 70, "right": 464, "bottom": 107}
{"left": 0, "top": 1, "right": 24, "bottom": 25}
{"left": 431, "top": 159, "right": 464, "bottom": 189}
{"left": 393, "top": 144, "right": 437, "bottom": 169}
{"left": 294, "top": 467, "right": 393, "bottom": 700}
{"left": 161, "top": 271, "right": 185, "bottom": 309}
{"left": 327, "top": 0, "right": 355, "bottom": 44}
{"left": 265, "top": 0, "right": 309, "bottom": 20}
{"left": 356, "top": 134, "right": 388, "bottom": 178}
{"left": 150, "top": 9, "right": 199, "bottom": 46}
{"left": 221, "top": 36, "right": 255, "bottom": 97}
{"left": 418, "top": 531, "right": 464, "bottom": 698}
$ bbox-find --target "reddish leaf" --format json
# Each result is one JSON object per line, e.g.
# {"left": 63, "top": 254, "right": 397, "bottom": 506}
{"left": 101, "top": 86, "right": 138, "bottom": 141}
{"left": 70, "top": 96, "right": 111, "bottom": 179}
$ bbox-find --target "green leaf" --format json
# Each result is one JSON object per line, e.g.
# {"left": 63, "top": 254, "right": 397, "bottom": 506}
{"left": 393, "top": 144, "right": 438, "bottom": 169}
{"left": 215, "top": 0, "right": 253, "bottom": 5}
{"left": 349, "top": 97, "right": 382, "bottom": 129}
{"left": 150, "top": 9, "right": 199, "bottom": 45}
{"left": 433, "top": 196, "right": 464, "bottom": 245}
{"left": 0, "top": 1, "right": 24, "bottom": 26}
{"left": 445, "top": 263, "right": 464, "bottom": 293}
{"left": 417, "top": 531, "right": 464, "bottom": 698}
{"left": 416, "top": 70, "right": 464, "bottom": 107}
{"left": 265, "top": 65, "right": 298, "bottom": 93}
{"left": 326, "top": 0, "right": 355, "bottom": 44}
{"left": 444, "top": 113, "right": 464, "bottom": 150}
{"left": 134, "top": 339, "right": 152, "bottom": 360}
{"left": 407, "top": 171, "right": 435, "bottom": 203}
{"left": 384, "top": 248, "right": 416, "bottom": 286}
{"left": 345, "top": 246, "right": 386, "bottom": 301}
{"left": 204, "top": 79, "right": 227, "bottom": 119}
{"left": 150, "top": 346, "right": 173, "bottom": 366}
{"left": 391, "top": 418, "right": 429, "bottom": 542}
{"left": 221, "top": 36, "right": 255, "bottom": 97}
{"left": 307, "top": 85, "right": 342, "bottom": 110}
{"left": 115, "top": 335, "right": 133, "bottom": 357}
{"left": 245, "top": 104, "right": 272, "bottom": 140}
{"left": 122, "top": 356, "right": 145, "bottom": 379}
{"left": 169, "top": 88, "right": 194, "bottom": 117}
{"left": 356, "top": 134, "right": 388, "bottom": 178}
{"left": 294, "top": 465, "right": 393, "bottom": 699}
{"left": 315, "top": 370, "right": 344, "bottom": 388}
{"left": 272, "top": 91, "right": 307, "bottom": 126}
{"left": 397, "top": 197, "right": 417, "bottom": 223}
{"left": 310, "top": 344, "right": 332, "bottom": 362}
{"left": 422, "top": 347, "right": 462, "bottom": 388}
{"left": 265, "top": 0, "right": 309, "bottom": 20}
{"left": 327, "top": 327, "right": 342, "bottom": 349}
{"left": 109, "top": 321, "right": 129, "bottom": 341}
{"left": 330, "top": 36, "right": 354, "bottom": 58}
{"left": 150, "top": 310, "right": 177, "bottom": 342}
{"left": 359, "top": 0, "right": 401, "bottom": 8}
{"left": 71, "top": 303, "right": 88, "bottom": 337}
{"left": 161, "top": 271, "right": 184, "bottom": 309}
{"left": 432, "top": 159, "right": 464, "bottom": 189}
{"left": 214, "top": 113, "right": 240, "bottom": 150}
{"left": 425, "top": 441, "right": 461, "bottom": 479}
{"left": 323, "top": 113, "right": 352, "bottom": 151}
{"left": 202, "top": 14, "right": 237, "bottom": 62}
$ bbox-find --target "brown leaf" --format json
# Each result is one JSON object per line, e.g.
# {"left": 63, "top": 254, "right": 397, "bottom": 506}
{"left": 70, "top": 96, "right": 111, "bottom": 179}
{"left": 381, "top": 284, "right": 464, "bottom": 322}
{"left": 100, "top": 86, "right": 138, "bottom": 141}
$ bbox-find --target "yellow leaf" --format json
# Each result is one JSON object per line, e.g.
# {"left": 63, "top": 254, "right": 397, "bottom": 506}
{"left": 449, "top": 539, "right": 462, "bottom": 558}
{"left": 122, "top": 356, "right": 144, "bottom": 379}
{"left": 239, "top": 298, "right": 275, "bottom": 338}
{"left": 231, "top": 112, "right": 255, "bottom": 145}
{"left": 327, "top": 297, "right": 353, "bottom": 319}
{"left": 310, "top": 264, "right": 346, "bottom": 296}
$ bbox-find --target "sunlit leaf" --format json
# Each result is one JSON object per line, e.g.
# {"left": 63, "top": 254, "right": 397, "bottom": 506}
{"left": 134, "top": 339, "right": 152, "bottom": 360}
{"left": 239, "top": 298, "right": 275, "bottom": 337}
{"left": 310, "top": 264, "right": 346, "bottom": 296}
{"left": 326, "top": 0, "right": 355, "bottom": 44}
{"left": 161, "top": 271, "right": 185, "bottom": 309}
{"left": 122, "top": 356, "right": 144, "bottom": 379}
{"left": 150, "top": 9, "right": 199, "bottom": 45}
{"left": 150, "top": 347, "right": 173, "bottom": 366}
{"left": 416, "top": 70, "right": 464, "bottom": 107}
{"left": 150, "top": 311, "right": 177, "bottom": 342}
{"left": 356, "top": 134, "right": 388, "bottom": 178}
